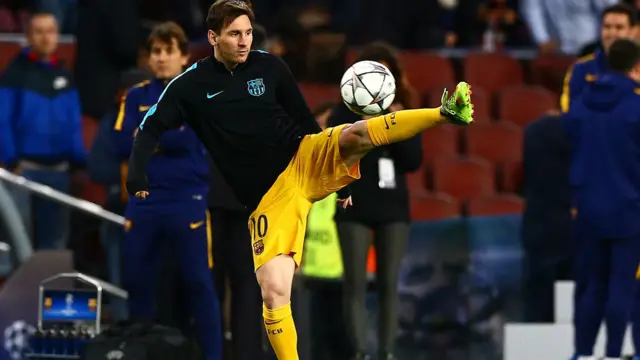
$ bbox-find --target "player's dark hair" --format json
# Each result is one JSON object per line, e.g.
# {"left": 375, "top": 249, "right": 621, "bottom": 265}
{"left": 607, "top": 38, "right": 640, "bottom": 73}
{"left": 147, "top": 21, "right": 189, "bottom": 55}
{"left": 602, "top": 3, "right": 637, "bottom": 26}
{"left": 356, "top": 41, "right": 414, "bottom": 108}
{"left": 207, "top": 0, "right": 255, "bottom": 34}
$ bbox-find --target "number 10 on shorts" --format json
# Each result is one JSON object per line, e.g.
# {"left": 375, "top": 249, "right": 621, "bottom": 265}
{"left": 250, "top": 214, "right": 268, "bottom": 255}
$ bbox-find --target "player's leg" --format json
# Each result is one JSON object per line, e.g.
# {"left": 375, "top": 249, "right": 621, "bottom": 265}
{"left": 337, "top": 222, "right": 373, "bottom": 357}
{"left": 168, "top": 205, "right": 222, "bottom": 360}
{"left": 337, "top": 83, "right": 473, "bottom": 168}
{"left": 121, "top": 206, "right": 163, "bottom": 318}
{"left": 572, "top": 231, "right": 610, "bottom": 359}
{"left": 604, "top": 237, "right": 640, "bottom": 359}
{"left": 251, "top": 186, "right": 312, "bottom": 360}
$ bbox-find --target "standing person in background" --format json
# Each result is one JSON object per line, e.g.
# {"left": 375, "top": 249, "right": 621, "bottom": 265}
{"left": 0, "top": 12, "right": 84, "bottom": 250}
{"left": 561, "top": 3, "right": 636, "bottom": 113}
{"left": 87, "top": 69, "right": 151, "bottom": 320}
{"left": 564, "top": 38, "right": 640, "bottom": 360}
{"left": 112, "top": 22, "right": 222, "bottom": 360}
{"left": 327, "top": 42, "right": 423, "bottom": 360}
{"left": 521, "top": 114, "right": 571, "bottom": 323}
{"left": 522, "top": 0, "right": 619, "bottom": 55}
{"left": 74, "top": 0, "right": 138, "bottom": 120}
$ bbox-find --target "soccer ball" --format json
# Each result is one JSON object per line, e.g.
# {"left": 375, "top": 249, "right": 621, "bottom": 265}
{"left": 340, "top": 60, "right": 396, "bottom": 116}
{"left": 4, "top": 320, "right": 35, "bottom": 359}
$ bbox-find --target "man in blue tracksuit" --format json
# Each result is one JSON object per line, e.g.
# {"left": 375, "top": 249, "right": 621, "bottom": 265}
{"left": 112, "top": 22, "right": 221, "bottom": 360}
{"left": 0, "top": 12, "right": 85, "bottom": 249}
{"left": 560, "top": 4, "right": 635, "bottom": 114}
{"left": 563, "top": 38, "right": 640, "bottom": 360}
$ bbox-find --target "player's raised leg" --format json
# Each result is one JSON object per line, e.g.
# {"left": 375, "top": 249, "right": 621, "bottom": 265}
{"left": 338, "top": 82, "right": 473, "bottom": 167}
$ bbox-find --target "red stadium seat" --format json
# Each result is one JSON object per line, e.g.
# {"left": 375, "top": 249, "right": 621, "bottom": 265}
{"left": 463, "top": 53, "right": 523, "bottom": 96}
{"left": 421, "top": 124, "right": 459, "bottom": 164}
{"left": 422, "top": 83, "right": 456, "bottom": 107}
{"left": 399, "top": 52, "right": 455, "bottom": 96}
{"left": 189, "top": 43, "right": 211, "bottom": 64}
{"left": 0, "top": 8, "right": 17, "bottom": 32}
{"left": 530, "top": 54, "right": 575, "bottom": 95}
{"left": 410, "top": 192, "right": 461, "bottom": 220}
{"left": 469, "top": 86, "right": 492, "bottom": 122}
{"left": 498, "top": 85, "right": 557, "bottom": 126}
{"left": 406, "top": 166, "right": 429, "bottom": 195}
{"left": 466, "top": 121, "right": 522, "bottom": 164}
{"left": 298, "top": 83, "right": 340, "bottom": 111}
{"left": 56, "top": 43, "right": 76, "bottom": 70}
{"left": 467, "top": 194, "right": 524, "bottom": 216}
{"left": 432, "top": 156, "right": 495, "bottom": 201}
{"left": 501, "top": 161, "right": 523, "bottom": 193}
{"left": 0, "top": 41, "right": 22, "bottom": 70}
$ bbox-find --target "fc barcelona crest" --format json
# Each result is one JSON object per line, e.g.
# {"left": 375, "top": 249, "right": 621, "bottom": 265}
{"left": 247, "top": 78, "right": 266, "bottom": 97}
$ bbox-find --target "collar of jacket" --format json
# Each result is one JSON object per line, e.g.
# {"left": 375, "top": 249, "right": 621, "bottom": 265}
{"left": 21, "top": 47, "right": 59, "bottom": 67}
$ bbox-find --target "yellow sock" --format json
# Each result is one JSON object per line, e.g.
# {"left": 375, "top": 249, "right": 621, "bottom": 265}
{"left": 263, "top": 303, "right": 299, "bottom": 360}
{"left": 366, "top": 108, "right": 445, "bottom": 146}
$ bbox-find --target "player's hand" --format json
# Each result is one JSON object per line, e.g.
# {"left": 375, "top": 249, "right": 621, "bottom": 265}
{"left": 337, "top": 196, "right": 353, "bottom": 209}
{"left": 135, "top": 191, "right": 149, "bottom": 199}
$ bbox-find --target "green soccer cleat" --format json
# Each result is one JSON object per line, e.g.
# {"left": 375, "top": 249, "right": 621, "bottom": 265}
{"left": 440, "top": 82, "right": 474, "bottom": 125}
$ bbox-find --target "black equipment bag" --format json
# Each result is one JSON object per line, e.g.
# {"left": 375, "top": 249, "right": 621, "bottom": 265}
{"left": 81, "top": 321, "right": 199, "bottom": 360}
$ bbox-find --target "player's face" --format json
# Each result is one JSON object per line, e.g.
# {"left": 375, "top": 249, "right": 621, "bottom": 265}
{"left": 27, "top": 14, "right": 59, "bottom": 58}
{"left": 601, "top": 13, "right": 632, "bottom": 52}
{"left": 209, "top": 15, "right": 253, "bottom": 65}
{"left": 148, "top": 38, "right": 189, "bottom": 80}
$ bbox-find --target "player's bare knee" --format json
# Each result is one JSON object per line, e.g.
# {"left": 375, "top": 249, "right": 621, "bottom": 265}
{"left": 258, "top": 276, "right": 290, "bottom": 308}
{"left": 338, "top": 122, "right": 374, "bottom": 167}
{"left": 256, "top": 255, "right": 295, "bottom": 308}
{"left": 339, "top": 122, "right": 373, "bottom": 150}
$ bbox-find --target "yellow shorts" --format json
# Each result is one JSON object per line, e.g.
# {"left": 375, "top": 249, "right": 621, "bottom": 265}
{"left": 249, "top": 124, "right": 361, "bottom": 271}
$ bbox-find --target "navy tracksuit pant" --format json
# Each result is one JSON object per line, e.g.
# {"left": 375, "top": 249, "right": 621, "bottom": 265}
{"left": 123, "top": 196, "right": 222, "bottom": 360}
{"left": 572, "top": 217, "right": 640, "bottom": 358}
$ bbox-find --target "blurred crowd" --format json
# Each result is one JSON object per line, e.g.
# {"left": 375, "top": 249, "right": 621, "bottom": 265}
{"left": 0, "top": 0, "right": 638, "bottom": 359}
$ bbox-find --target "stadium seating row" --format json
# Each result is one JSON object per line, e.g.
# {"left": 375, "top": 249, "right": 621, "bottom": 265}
{"left": 408, "top": 155, "right": 522, "bottom": 199}
{"left": 410, "top": 192, "right": 523, "bottom": 220}
{"left": 301, "top": 83, "right": 558, "bottom": 127}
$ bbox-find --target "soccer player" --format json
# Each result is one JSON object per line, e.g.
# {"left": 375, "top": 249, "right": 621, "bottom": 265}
{"left": 112, "top": 22, "right": 222, "bottom": 360}
{"left": 561, "top": 3, "right": 635, "bottom": 113}
{"left": 125, "top": 1, "right": 473, "bottom": 359}
{"left": 563, "top": 38, "right": 640, "bottom": 360}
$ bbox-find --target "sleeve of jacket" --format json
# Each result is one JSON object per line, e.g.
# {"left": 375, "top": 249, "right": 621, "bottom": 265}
{"left": 112, "top": 88, "right": 141, "bottom": 161}
{"left": 0, "top": 84, "right": 17, "bottom": 169}
{"left": 274, "top": 55, "right": 322, "bottom": 135}
{"left": 389, "top": 134, "right": 423, "bottom": 172}
{"left": 560, "top": 62, "right": 585, "bottom": 113}
{"left": 68, "top": 88, "right": 87, "bottom": 167}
